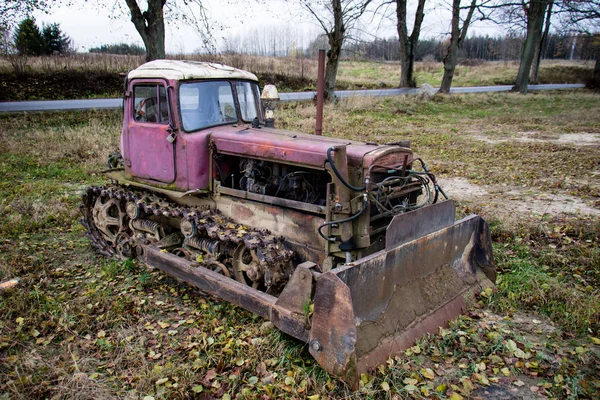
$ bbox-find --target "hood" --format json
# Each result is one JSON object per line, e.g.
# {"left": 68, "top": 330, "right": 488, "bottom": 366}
{"left": 207, "top": 125, "right": 412, "bottom": 170}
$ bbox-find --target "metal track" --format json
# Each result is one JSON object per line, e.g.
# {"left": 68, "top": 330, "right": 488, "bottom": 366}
{"left": 79, "top": 184, "right": 295, "bottom": 291}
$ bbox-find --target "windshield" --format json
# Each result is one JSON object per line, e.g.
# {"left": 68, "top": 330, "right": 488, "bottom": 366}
{"left": 179, "top": 81, "right": 237, "bottom": 132}
{"left": 179, "top": 80, "right": 262, "bottom": 132}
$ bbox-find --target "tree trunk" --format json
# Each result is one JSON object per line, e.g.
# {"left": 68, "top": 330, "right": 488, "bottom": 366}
{"left": 531, "top": 0, "right": 553, "bottom": 84}
{"left": 440, "top": 41, "right": 459, "bottom": 93}
{"left": 396, "top": 0, "right": 426, "bottom": 88}
{"left": 514, "top": 0, "right": 549, "bottom": 94}
{"left": 324, "top": 0, "right": 345, "bottom": 101}
{"left": 125, "top": 0, "right": 166, "bottom": 62}
{"left": 397, "top": 0, "right": 410, "bottom": 87}
{"left": 325, "top": 40, "right": 342, "bottom": 101}
{"left": 592, "top": 38, "right": 600, "bottom": 88}
{"left": 438, "top": 0, "right": 476, "bottom": 94}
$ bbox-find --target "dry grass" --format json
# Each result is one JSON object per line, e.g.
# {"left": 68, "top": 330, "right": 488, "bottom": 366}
{"left": 0, "top": 110, "right": 121, "bottom": 168}
{"left": 1, "top": 91, "right": 599, "bottom": 398}
{"left": 0, "top": 53, "right": 592, "bottom": 90}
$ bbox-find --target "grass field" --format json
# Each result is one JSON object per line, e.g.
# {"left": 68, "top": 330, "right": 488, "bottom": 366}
{"left": 1, "top": 91, "right": 599, "bottom": 399}
{"left": 0, "top": 53, "right": 594, "bottom": 100}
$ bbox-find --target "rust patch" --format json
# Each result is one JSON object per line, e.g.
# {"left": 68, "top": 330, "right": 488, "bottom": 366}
{"left": 356, "top": 293, "right": 468, "bottom": 375}
{"left": 309, "top": 272, "right": 358, "bottom": 386}
{"left": 232, "top": 203, "right": 256, "bottom": 221}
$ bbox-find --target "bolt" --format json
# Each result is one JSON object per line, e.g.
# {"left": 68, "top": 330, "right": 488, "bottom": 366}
{"left": 310, "top": 340, "right": 322, "bottom": 352}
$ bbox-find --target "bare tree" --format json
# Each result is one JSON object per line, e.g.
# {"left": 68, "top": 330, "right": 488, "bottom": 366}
{"left": 560, "top": 0, "right": 600, "bottom": 85}
{"left": 119, "top": 0, "right": 215, "bottom": 61}
{"left": 124, "top": 0, "right": 167, "bottom": 61}
{"left": 0, "top": 0, "right": 50, "bottom": 31}
{"left": 438, "top": 0, "right": 479, "bottom": 94}
{"left": 513, "top": 0, "right": 552, "bottom": 93}
{"left": 300, "top": 0, "right": 372, "bottom": 100}
{"left": 395, "top": 0, "right": 427, "bottom": 87}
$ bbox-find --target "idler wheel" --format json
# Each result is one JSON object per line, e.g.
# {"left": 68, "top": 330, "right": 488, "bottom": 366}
{"left": 232, "top": 243, "right": 263, "bottom": 289}
{"left": 204, "top": 259, "right": 231, "bottom": 278}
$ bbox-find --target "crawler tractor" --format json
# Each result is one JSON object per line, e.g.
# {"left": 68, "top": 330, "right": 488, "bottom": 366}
{"left": 80, "top": 60, "right": 495, "bottom": 386}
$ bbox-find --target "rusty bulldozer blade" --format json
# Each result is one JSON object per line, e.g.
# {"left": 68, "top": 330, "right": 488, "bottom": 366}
{"left": 308, "top": 201, "right": 495, "bottom": 386}
{"left": 138, "top": 201, "right": 494, "bottom": 387}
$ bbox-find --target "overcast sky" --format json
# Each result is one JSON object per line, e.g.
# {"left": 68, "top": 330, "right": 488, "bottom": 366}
{"left": 31, "top": 0, "right": 504, "bottom": 54}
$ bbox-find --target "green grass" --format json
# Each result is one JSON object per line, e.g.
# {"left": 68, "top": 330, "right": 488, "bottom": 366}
{"left": 1, "top": 91, "right": 599, "bottom": 398}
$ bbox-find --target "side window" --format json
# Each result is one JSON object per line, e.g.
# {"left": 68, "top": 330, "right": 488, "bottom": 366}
{"left": 133, "top": 84, "right": 169, "bottom": 124}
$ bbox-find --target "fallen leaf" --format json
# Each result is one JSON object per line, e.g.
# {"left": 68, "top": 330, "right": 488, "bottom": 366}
{"left": 421, "top": 368, "right": 435, "bottom": 380}
{"left": 506, "top": 339, "right": 518, "bottom": 353}
{"left": 403, "top": 377, "right": 418, "bottom": 385}
{"left": 381, "top": 381, "right": 390, "bottom": 392}
{"left": 202, "top": 369, "right": 217, "bottom": 386}
{"left": 514, "top": 348, "right": 531, "bottom": 359}
{"left": 256, "top": 361, "right": 267, "bottom": 377}
{"left": 191, "top": 385, "right": 203, "bottom": 393}
{"left": 155, "top": 378, "right": 168, "bottom": 386}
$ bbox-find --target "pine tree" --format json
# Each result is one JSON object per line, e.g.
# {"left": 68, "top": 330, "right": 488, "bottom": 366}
{"left": 41, "top": 23, "right": 71, "bottom": 54}
{"left": 13, "top": 17, "right": 44, "bottom": 55}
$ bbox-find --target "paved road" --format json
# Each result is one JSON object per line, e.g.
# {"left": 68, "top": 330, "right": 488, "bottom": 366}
{"left": 0, "top": 83, "right": 586, "bottom": 113}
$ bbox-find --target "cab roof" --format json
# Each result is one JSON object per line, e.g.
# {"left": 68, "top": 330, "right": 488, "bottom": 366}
{"left": 127, "top": 60, "right": 258, "bottom": 82}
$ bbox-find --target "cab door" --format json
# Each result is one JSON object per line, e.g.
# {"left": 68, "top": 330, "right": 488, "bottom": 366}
{"left": 126, "top": 80, "right": 176, "bottom": 183}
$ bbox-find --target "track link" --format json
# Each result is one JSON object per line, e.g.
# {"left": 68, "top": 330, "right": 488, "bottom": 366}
{"left": 80, "top": 184, "right": 295, "bottom": 292}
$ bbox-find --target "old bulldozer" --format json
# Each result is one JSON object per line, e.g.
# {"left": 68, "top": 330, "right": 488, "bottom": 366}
{"left": 80, "top": 60, "right": 495, "bottom": 386}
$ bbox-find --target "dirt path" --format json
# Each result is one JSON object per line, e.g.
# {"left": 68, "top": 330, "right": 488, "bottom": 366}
{"left": 440, "top": 177, "right": 600, "bottom": 221}
{"left": 471, "top": 132, "right": 600, "bottom": 147}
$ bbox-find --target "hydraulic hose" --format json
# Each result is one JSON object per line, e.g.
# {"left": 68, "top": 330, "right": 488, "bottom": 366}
{"left": 318, "top": 195, "right": 368, "bottom": 242}
{"left": 326, "top": 147, "right": 366, "bottom": 192}
{"left": 413, "top": 158, "right": 448, "bottom": 203}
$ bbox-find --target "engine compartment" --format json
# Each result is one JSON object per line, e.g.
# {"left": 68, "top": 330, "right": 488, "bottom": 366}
{"left": 214, "top": 155, "right": 331, "bottom": 207}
